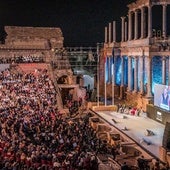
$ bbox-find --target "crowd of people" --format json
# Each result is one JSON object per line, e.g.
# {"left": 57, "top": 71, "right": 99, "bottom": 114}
{"left": 0, "top": 62, "right": 169, "bottom": 170}
{"left": 0, "top": 67, "right": 114, "bottom": 170}
{"left": 0, "top": 55, "right": 44, "bottom": 64}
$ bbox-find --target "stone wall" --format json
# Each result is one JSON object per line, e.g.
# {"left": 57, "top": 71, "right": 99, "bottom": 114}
{"left": 4, "top": 26, "right": 64, "bottom": 49}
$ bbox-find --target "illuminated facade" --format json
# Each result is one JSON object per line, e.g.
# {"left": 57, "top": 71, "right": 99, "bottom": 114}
{"left": 102, "top": 0, "right": 170, "bottom": 111}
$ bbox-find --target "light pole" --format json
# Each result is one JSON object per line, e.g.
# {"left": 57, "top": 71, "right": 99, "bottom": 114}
{"left": 96, "top": 43, "right": 103, "bottom": 106}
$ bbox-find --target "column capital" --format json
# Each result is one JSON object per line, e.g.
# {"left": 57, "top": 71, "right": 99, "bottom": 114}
{"left": 147, "top": 5, "right": 153, "bottom": 9}
{"left": 134, "top": 9, "right": 138, "bottom": 13}
{"left": 121, "top": 16, "right": 126, "bottom": 20}
{"left": 146, "top": 55, "right": 152, "bottom": 60}
{"left": 162, "top": 56, "right": 167, "bottom": 60}
{"left": 128, "top": 11, "right": 133, "bottom": 18}
{"left": 140, "top": 6, "right": 145, "bottom": 10}
{"left": 128, "top": 10, "right": 133, "bottom": 15}
{"left": 162, "top": 4, "right": 167, "bottom": 7}
{"left": 120, "top": 56, "right": 124, "bottom": 60}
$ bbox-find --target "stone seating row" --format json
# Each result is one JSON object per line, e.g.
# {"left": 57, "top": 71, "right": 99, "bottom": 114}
{"left": 89, "top": 116, "right": 142, "bottom": 158}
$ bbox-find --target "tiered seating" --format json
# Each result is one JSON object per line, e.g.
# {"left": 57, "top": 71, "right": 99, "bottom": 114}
{"left": 17, "top": 63, "right": 48, "bottom": 73}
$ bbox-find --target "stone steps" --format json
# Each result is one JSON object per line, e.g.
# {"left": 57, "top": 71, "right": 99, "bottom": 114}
{"left": 17, "top": 63, "right": 48, "bottom": 73}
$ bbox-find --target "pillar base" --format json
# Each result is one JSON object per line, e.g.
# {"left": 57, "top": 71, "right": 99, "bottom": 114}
{"left": 139, "top": 91, "right": 144, "bottom": 95}
{"left": 127, "top": 87, "right": 132, "bottom": 92}
{"left": 145, "top": 93, "right": 153, "bottom": 99}
{"left": 132, "top": 90, "right": 138, "bottom": 94}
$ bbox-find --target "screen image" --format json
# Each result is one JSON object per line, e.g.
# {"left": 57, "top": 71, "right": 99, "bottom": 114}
{"left": 154, "top": 84, "right": 170, "bottom": 111}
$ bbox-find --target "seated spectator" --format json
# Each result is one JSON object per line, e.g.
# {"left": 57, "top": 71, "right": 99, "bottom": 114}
{"left": 121, "top": 162, "right": 129, "bottom": 170}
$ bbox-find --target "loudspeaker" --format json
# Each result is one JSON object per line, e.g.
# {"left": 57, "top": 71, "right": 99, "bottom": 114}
{"left": 162, "top": 122, "right": 170, "bottom": 150}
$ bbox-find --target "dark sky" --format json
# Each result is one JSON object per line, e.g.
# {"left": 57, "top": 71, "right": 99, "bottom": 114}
{"left": 0, "top": 0, "right": 135, "bottom": 47}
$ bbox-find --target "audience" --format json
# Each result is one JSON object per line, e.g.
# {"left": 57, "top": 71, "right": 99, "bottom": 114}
{"left": 0, "top": 67, "right": 102, "bottom": 169}
{"left": 0, "top": 55, "right": 44, "bottom": 64}
{"left": 0, "top": 62, "right": 167, "bottom": 170}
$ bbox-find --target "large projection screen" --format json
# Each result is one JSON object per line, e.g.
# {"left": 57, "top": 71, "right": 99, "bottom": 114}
{"left": 154, "top": 84, "right": 170, "bottom": 111}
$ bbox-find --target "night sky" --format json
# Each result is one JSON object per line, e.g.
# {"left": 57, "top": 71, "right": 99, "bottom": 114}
{"left": 0, "top": 0, "right": 135, "bottom": 46}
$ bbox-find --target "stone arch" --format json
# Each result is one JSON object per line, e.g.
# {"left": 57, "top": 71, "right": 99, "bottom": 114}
{"left": 55, "top": 69, "right": 73, "bottom": 85}
{"left": 57, "top": 75, "right": 69, "bottom": 84}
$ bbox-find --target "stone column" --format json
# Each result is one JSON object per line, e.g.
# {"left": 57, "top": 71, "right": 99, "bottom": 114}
{"left": 112, "top": 55, "right": 115, "bottom": 104}
{"left": 120, "top": 56, "right": 125, "bottom": 99}
{"left": 113, "top": 21, "right": 116, "bottom": 42}
{"left": 112, "top": 56, "right": 116, "bottom": 85}
{"left": 134, "top": 10, "right": 138, "bottom": 39}
{"left": 128, "top": 11, "right": 132, "bottom": 41}
{"left": 141, "top": 7, "right": 145, "bottom": 38}
{"left": 162, "top": 56, "right": 166, "bottom": 85}
{"left": 121, "top": 17, "right": 125, "bottom": 42}
{"left": 148, "top": 6, "right": 152, "bottom": 38}
{"left": 134, "top": 56, "right": 138, "bottom": 92}
{"left": 162, "top": 5, "right": 167, "bottom": 38}
{"left": 108, "top": 56, "right": 111, "bottom": 83}
{"left": 169, "top": 56, "right": 170, "bottom": 85}
{"left": 121, "top": 56, "right": 124, "bottom": 86}
{"left": 105, "top": 26, "right": 108, "bottom": 43}
{"left": 146, "top": 56, "right": 152, "bottom": 97}
{"left": 105, "top": 56, "right": 108, "bottom": 81}
{"left": 128, "top": 56, "right": 132, "bottom": 91}
{"left": 139, "top": 56, "right": 144, "bottom": 94}
{"left": 125, "top": 22, "right": 128, "bottom": 41}
{"left": 109, "top": 23, "right": 112, "bottom": 43}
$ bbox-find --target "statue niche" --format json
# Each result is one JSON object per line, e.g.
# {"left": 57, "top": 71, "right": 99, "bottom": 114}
{"left": 57, "top": 75, "right": 69, "bottom": 84}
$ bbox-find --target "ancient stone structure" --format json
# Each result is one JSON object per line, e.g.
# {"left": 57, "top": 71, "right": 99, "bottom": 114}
{"left": 0, "top": 26, "right": 74, "bottom": 83}
{"left": 0, "top": 26, "right": 64, "bottom": 63}
{"left": 0, "top": 26, "right": 79, "bottom": 109}
{"left": 4, "top": 26, "right": 63, "bottom": 49}
{"left": 102, "top": 0, "right": 170, "bottom": 111}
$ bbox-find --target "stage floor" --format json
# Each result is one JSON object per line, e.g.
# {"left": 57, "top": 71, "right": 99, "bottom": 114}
{"left": 95, "top": 111, "right": 165, "bottom": 158}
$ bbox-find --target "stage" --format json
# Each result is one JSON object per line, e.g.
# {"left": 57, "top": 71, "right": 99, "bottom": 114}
{"left": 95, "top": 110, "right": 165, "bottom": 159}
